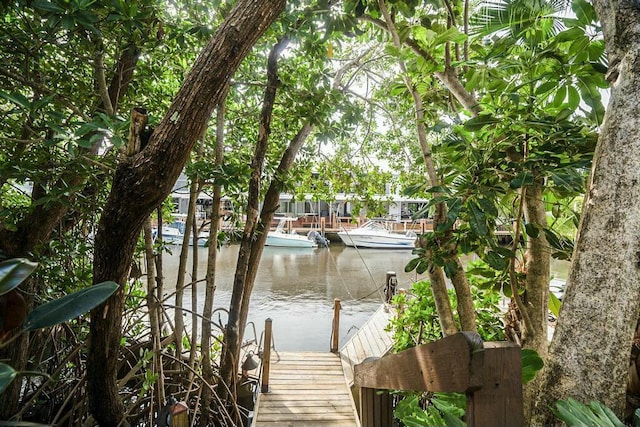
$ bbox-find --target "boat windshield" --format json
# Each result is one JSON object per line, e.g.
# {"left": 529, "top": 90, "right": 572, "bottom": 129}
{"left": 360, "top": 220, "right": 391, "bottom": 231}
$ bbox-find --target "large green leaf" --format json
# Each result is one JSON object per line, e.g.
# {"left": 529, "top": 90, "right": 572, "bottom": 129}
{"left": 522, "top": 349, "right": 544, "bottom": 384}
{"left": 509, "top": 172, "right": 534, "bottom": 189}
{"left": 549, "top": 292, "right": 562, "bottom": 317}
{"left": 22, "top": 282, "right": 118, "bottom": 331}
{"left": 0, "top": 259, "right": 38, "bottom": 297}
{"left": 0, "top": 363, "right": 17, "bottom": 395}
{"left": 468, "top": 201, "right": 489, "bottom": 236}
{"left": 463, "top": 114, "right": 499, "bottom": 131}
{"left": 554, "top": 398, "right": 624, "bottom": 427}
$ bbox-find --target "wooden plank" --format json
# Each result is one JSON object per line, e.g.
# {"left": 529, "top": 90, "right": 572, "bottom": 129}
{"left": 255, "top": 422, "right": 357, "bottom": 427}
{"left": 339, "top": 304, "right": 397, "bottom": 390}
{"left": 259, "top": 400, "right": 354, "bottom": 408}
{"left": 466, "top": 343, "right": 523, "bottom": 427}
{"left": 258, "top": 394, "right": 352, "bottom": 402}
{"left": 253, "top": 351, "right": 360, "bottom": 427}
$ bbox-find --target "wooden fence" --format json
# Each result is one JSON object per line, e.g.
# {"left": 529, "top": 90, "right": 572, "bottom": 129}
{"left": 353, "top": 332, "right": 523, "bottom": 427}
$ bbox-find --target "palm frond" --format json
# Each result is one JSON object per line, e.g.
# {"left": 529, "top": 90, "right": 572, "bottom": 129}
{"left": 471, "top": 0, "right": 570, "bottom": 42}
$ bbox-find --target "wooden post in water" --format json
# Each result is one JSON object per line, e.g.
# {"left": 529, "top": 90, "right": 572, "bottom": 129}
{"left": 261, "top": 318, "right": 272, "bottom": 393}
{"left": 320, "top": 216, "right": 326, "bottom": 234}
{"left": 384, "top": 271, "right": 397, "bottom": 304}
{"left": 331, "top": 298, "right": 341, "bottom": 353}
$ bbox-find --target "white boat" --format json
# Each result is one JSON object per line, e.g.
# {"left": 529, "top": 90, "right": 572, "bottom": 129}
{"left": 266, "top": 218, "right": 328, "bottom": 248}
{"left": 154, "top": 222, "right": 209, "bottom": 247}
{"left": 337, "top": 220, "right": 417, "bottom": 249}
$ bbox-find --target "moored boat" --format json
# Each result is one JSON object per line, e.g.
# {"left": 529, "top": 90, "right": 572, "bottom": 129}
{"left": 337, "top": 219, "right": 417, "bottom": 249}
{"left": 154, "top": 221, "right": 209, "bottom": 247}
{"left": 265, "top": 218, "right": 329, "bottom": 248}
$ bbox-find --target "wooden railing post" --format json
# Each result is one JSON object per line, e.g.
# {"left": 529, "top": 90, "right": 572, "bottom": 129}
{"left": 354, "top": 333, "right": 523, "bottom": 427}
{"left": 466, "top": 342, "right": 523, "bottom": 427}
{"left": 360, "top": 387, "right": 393, "bottom": 427}
{"left": 331, "top": 298, "right": 341, "bottom": 353}
{"left": 261, "top": 318, "right": 272, "bottom": 393}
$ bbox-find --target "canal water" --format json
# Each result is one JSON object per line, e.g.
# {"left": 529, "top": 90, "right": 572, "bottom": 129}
{"left": 164, "top": 244, "right": 570, "bottom": 352}
{"left": 163, "top": 244, "right": 429, "bottom": 351}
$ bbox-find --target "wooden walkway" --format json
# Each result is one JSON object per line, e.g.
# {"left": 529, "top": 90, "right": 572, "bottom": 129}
{"left": 339, "top": 304, "right": 395, "bottom": 387}
{"left": 252, "top": 352, "right": 360, "bottom": 427}
{"left": 251, "top": 304, "right": 394, "bottom": 427}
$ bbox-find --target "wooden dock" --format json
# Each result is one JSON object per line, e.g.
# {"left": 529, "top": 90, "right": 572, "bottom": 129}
{"left": 252, "top": 352, "right": 360, "bottom": 427}
{"left": 251, "top": 304, "right": 394, "bottom": 426}
{"left": 339, "top": 304, "right": 395, "bottom": 387}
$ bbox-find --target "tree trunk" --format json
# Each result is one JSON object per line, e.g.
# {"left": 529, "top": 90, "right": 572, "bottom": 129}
{"left": 531, "top": 9, "right": 640, "bottom": 421}
{"left": 239, "top": 122, "right": 315, "bottom": 339}
{"left": 200, "top": 86, "right": 228, "bottom": 426}
{"left": 522, "top": 182, "right": 549, "bottom": 354}
{"left": 87, "top": 2, "right": 286, "bottom": 424}
{"left": 220, "top": 37, "right": 289, "bottom": 409}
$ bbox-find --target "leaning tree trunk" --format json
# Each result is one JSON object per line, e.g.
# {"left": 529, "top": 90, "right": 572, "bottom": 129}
{"left": 200, "top": 86, "right": 228, "bottom": 426}
{"left": 531, "top": 5, "right": 640, "bottom": 422}
{"left": 219, "top": 37, "right": 289, "bottom": 410}
{"left": 87, "top": 2, "right": 286, "bottom": 424}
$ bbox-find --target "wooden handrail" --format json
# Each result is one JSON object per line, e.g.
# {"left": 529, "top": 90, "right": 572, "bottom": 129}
{"left": 353, "top": 332, "right": 523, "bottom": 427}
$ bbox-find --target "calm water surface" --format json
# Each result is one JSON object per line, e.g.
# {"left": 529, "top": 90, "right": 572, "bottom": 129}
{"left": 164, "top": 244, "right": 570, "bottom": 352}
{"left": 164, "top": 244, "right": 429, "bottom": 351}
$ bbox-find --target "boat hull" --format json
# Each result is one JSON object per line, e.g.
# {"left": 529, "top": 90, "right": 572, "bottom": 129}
{"left": 266, "top": 232, "right": 317, "bottom": 248}
{"left": 337, "top": 231, "right": 416, "bottom": 249}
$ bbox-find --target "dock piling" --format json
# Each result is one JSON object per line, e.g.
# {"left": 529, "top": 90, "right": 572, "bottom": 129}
{"left": 331, "top": 298, "right": 341, "bottom": 353}
{"left": 261, "top": 318, "right": 272, "bottom": 393}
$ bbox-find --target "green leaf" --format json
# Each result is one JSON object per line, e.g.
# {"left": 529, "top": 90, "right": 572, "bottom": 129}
{"left": 0, "top": 363, "right": 17, "bottom": 395}
{"left": 569, "top": 36, "right": 590, "bottom": 58}
{"left": 0, "top": 91, "right": 30, "bottom": 109}
{"left": 31, "top": 0, "right": 65, "bottom": 12}
{"left": 524, "top": 223, "right": 539, "bottom": 238}
{"left": 555, "top": 26, "right": 585, "bottom": 43}
{"left": 464, "top": 114, "right": 499, "bottom": 131}
{"left": 535, "top": 80, "right": 557, "bottom": 96}
{"left": 552, "top": 85, "right": 566, "bottom": 108}
{"left": 405, "top": 257, "right": 421, "bottom": 273}
{"left": 549, "top": 291, "right": 562, "bottom": 317}
{"left": 477, "top": 197, "right": 498, "bottom": 217}
{"left": 23, "top": 282, "right": 118, "bottom": 331}
{"left": 484, "top": 250, "right": 507, "bottom": 270}
{"left": 433, "top": 27, "right": 467, "bottom": 45}
{"left": 510, "top": 172, "right": 534, "bottom": 189}
{"left": 0, "top": 259, "right": 37, "bottom": 297}
{"left": 468, "top": 201, "right": 488, "bottom": 236}
{"left": 521, "top": 349, "right": 544, "bottom": 384}
{"left": 572, "top": 0, "right": 597, "bottom": 25}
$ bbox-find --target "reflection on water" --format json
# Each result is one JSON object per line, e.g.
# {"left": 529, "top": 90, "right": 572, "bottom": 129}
{"left": 163, "top": 244, "right": 570, "bottom": 351}
{"left": 163, "top": 245, "right": 428, "bottom": 351}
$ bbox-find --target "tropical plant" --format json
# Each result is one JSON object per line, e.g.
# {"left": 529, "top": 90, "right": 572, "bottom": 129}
{"left": 553, "top": 398, "right": 625, "bottom": 427}
{"left": 0, "top": 258, "right": 117, "bottom": 394}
